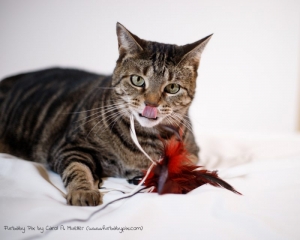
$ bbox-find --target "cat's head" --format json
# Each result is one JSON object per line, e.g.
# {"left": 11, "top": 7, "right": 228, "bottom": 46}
{"left": 112, "top": 22, "right": 212, "bottom": 128}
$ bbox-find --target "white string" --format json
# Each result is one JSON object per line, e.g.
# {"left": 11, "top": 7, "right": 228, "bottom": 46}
{"left": 128, "top": 114, "right": 159, "bottom": 194}
{"left": 129, "top": 114, "right": 157, "bottom": 165}
{"left": 99, "top": 114, "right": 157, "bottom": 205}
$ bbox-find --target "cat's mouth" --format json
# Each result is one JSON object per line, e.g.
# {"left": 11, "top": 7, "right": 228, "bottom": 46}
{"left": 139, "top": 113, "right": 158, "bottom": 121}
{"left": 133, "top": 106, "right": 161, "bottom": 128}
{"left": 139, "top": 106, "right": 158, "bottom": 120}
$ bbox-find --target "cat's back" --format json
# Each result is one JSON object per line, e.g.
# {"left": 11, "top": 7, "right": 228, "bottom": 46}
{"left": 0, "top": 68, "right": 105, "bottom": 121}
{"left": 0, "top": 67, "right": 108, "bottom": 159}
{"left": 0, "top": 67, "right": 102, "bottom": 95}
{"left": 0, "top": 67, "right": 103, "bottom": 103}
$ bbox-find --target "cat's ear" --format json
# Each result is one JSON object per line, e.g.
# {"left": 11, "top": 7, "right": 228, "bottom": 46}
{"left": 179, "top": 34, "right": 213, "bottom": 68}
{"left": 116, "top": 22, "right": 144, "bottom": 56}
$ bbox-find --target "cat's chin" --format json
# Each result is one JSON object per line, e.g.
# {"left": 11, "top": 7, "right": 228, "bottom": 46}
{"left": 132, "top": 112, "right": 162, "bottom": 128}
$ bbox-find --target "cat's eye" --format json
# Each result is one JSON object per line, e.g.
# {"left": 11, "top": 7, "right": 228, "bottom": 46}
{"left": 164, "top": 83, "right": 180, "bottom": 94}
{"left": 130, "top": 75, "right": 145, "bottom": 87}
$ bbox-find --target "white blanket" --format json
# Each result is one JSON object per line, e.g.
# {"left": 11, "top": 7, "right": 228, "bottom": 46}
{"left": 1, "top": 132, "right": 300, "bottom": 240}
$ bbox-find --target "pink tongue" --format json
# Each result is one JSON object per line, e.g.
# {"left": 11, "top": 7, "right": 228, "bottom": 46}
{"left": 142, "top": 106, "right": 158, "bottom": 119}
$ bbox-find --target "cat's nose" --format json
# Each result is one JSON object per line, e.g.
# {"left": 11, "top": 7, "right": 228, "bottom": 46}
{"left": 144, "top": 101, "right": 159, "bottom": 108}
{"left": 144, "top": 91, "right": 160, "bottom": 107}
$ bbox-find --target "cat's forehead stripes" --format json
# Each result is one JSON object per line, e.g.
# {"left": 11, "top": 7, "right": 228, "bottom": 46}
{"left": 147, "top": 42, "right": 178, "bottom": 74}
{"left": 124, "top": 58, "right": 152, "bottom": 69}
{"left": 124, "top": 58, "right": 172, "bottom": 82}
{"left": 142, "top": 65, "right": 150, "bottom": 76}
{"left": 121, "top": 41, "right": 182, "bottom": 83}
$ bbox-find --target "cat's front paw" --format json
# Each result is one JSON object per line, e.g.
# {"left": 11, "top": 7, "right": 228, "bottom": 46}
{"left": 66, "top": 189, "right": 102, "bottom": 206}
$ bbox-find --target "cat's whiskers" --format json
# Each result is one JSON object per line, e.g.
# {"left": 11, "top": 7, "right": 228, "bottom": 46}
{"left": 127, "top": 104, "right": 142, "bottom": 113}
{"left": 85, "top": 111, "right": 120, "bottom": 138}
{"left": 87, "top": 108, "right": 128, "bottom": 138}
{"left": 166, "top": 113, "right": 184, "bottom": 130}
{"left": 172, "top": 112, "right": 193, "bottom": 126}
{"left": 72, "top": 111, "right": 102, "bottom": 124}
{"left": 84, "top": 101, "right": 129, "bottom": 137}
{"left": 72, "top": 102, "right": 125, "bottom": 125}
{"left": 65, "top": 102, "right": 125, "bottom": 114}
{"left": 102, "top": 108, "right": 127, "bottom": 128}
{"left": 164, "top": 116, "right": 176, "bottom": 129}
{"left": 72, "top": 113, "right": 103, "bottom": 133}
{"left": 170, "top": 112, "right": 193, "bottom": 132}
{"left": 173, "top": 115, "right": 193, "bottom": 132}
{"left": 103, "top": 108, "right": 128, "bottom": 131}
{"left": 72, "top": 104, "right": 125, "bottom": 133}
{"left": 165, "top": 115, "right": 181, "bottom": 130}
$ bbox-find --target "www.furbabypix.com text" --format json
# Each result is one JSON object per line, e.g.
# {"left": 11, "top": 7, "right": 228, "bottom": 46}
{"left": 3, "top": 225, "right": 143, "bottom": 234}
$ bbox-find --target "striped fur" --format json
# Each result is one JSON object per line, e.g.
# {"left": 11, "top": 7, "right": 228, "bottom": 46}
{"left": 0, "top": 23, "right": 211, "bottom": 206}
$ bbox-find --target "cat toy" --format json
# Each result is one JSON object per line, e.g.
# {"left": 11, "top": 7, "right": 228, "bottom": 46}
{"left": 129, "top": 115, "right": 241, "bottom": 195}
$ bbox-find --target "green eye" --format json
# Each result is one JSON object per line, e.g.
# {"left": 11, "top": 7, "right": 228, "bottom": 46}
{"left": 164, "top": 83, "right": 180, "bottom": 94}
{"left": 130, "top": 75, "right": 145, "bottom": 87}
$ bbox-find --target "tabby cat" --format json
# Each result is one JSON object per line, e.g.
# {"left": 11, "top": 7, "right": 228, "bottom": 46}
{"left": 0, "top": 23, "right": 211, "bottom": 206}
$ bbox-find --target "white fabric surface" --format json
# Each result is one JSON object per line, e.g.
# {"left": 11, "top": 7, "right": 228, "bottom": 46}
{"left": 1, "top": 132, "right": 300, "bottom": 240}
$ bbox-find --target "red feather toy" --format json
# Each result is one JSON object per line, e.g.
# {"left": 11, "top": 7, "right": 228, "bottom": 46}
{"left": 129, "top": 115, "right": 241, "bottom": 195}
{"left": 144, "top": 132, "right": 241, "bottom": 195}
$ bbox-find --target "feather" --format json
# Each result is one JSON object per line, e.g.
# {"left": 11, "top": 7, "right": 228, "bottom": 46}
{"left": 143, "top": 133, "right": 241, "bottom": 195}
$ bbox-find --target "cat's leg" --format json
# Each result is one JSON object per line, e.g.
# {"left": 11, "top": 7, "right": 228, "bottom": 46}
{"left": 50, "top": 149, "right": 102, "bottom": 206}
{"left": 62, "top": 161, "right": 101, "bottom": 206}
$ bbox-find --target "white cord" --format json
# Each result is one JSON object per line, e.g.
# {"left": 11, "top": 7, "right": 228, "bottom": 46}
{"left": 129, "top": 114, "right": 157, "bottom": 165}
{"left": 129, "top": 114, "right": 160, "bottom": 194}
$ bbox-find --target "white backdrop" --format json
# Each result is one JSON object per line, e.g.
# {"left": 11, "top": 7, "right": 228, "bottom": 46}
{"left": 0, "top": 0, "right": 299, "bottom": 133}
